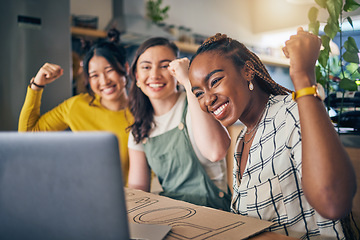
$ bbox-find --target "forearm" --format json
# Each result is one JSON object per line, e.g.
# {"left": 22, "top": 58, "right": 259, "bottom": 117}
{"left": 185, "top": 84, "right": 230, "bottom": 162}
{"left": 298, "top": 95, "right": 356, "bottom": 219}
{"left": 128, "top": 149, "right": 151, "bottom": 192}
{"left": 282, "top": 27, "right": 355, "bottom": 219}
{"left": 18, "top": 86, "right": 43, "bottom": 131}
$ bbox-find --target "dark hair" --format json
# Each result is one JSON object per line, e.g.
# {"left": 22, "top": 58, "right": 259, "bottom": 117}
{"left": 190, "top": 33, "right": 291, "bottom": 95}
{"left": 107, "top": 28, "right": 121, "bottom": 45}
{"left": 82, "top": 41, "right": 128, "bottom": 103}
{"left": 128, "top": 37, "right": 179, "bottom": 144}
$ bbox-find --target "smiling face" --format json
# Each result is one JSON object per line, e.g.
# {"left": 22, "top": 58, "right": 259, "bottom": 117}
{"left": 135, "top": 45, "right": 178, "bottom": 102}
{"left": 88, "top": 55, "right": 128, "bottom": 108}
{"left": 189, "top": 51, "right": 251, "bottom": 127}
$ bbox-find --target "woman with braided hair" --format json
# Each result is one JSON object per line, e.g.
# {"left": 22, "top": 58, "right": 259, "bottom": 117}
{"left": 188, "top": 28, "right": 356, "bottom": 239}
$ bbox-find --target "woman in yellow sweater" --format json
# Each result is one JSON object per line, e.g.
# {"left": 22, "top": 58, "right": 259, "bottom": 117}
{"left": 18, "top": 42, "right": 133, "bottom": 185}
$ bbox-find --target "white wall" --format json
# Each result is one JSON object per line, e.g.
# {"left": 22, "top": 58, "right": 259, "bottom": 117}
{"left": 124, "top": 0, "right": 258, "bottom": 46}
{"left": 122, "top": 0, "right": 316, "bottom": 49}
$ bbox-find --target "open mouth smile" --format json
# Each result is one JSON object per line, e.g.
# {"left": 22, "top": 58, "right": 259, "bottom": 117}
{"left": 148, "top": 83, "right": 165, "bottom": 89}
{"left": 101, "top": 85, "right": 116, "bottom": 94}
{"left": 148, "top": 83, "right": 166, "bottom": 90}
{"left": 212, "top": 101, "right": 229, "bottom": 117}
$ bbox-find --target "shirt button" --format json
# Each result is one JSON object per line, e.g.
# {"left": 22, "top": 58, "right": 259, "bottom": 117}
{"left": 219, "top": 192, "right": 224, "bottom": 198}
{"left": 178, "top": 122, "right": 184, "bottom": 130}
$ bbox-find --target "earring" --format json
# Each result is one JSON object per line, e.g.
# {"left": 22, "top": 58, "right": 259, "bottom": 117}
{"left": 249, "top": 81, "right": 254, "bottom": 91}
{"left": 136, "top": 82, "right": 140, "bottom": 88}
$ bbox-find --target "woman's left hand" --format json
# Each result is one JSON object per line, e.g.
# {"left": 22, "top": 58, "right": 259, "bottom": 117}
{"left": 168, "top": 57, "right": 191, "bottom": 89}
{"left": 282, "top": 27, "right": 322, "bottom": 91}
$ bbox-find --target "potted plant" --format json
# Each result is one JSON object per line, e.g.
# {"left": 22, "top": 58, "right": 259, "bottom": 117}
{"left": 308, "top": 0, "right": 360, "bottom": 132}
{"left": 146, "top": 0, "right": 170, "bottom": 24}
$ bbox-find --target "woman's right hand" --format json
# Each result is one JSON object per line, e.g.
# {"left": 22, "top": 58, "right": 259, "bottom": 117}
{"left": 168, "top": 57, "right": 191, "bottom": 90}
{"left": 32, "top": 63, "right": 63, "bottom": 88}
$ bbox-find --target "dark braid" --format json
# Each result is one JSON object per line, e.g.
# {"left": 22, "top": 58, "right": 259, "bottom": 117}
{"left": 190, "top": 33, "right": 292, "bottom": 96}
{"left": 340, "top": 212, "right": 360, "bottom": 240}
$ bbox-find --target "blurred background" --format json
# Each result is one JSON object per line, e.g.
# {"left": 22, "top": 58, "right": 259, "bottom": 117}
{"left": 1, "top": 0, "right": 359, "bottom": 131}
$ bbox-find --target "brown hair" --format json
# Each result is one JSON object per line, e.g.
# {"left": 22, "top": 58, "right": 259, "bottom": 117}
{"left": 128, "top": 37, "right": 179, "bottom": 144}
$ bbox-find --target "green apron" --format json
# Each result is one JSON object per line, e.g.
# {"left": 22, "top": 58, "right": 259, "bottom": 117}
{"left": 143, "top": 99, "right": 231, "bottom": 211}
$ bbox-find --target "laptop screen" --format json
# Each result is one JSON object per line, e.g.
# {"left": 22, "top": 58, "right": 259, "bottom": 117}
{"left": 0, "top": 132, "right": 129, "bottom": 240}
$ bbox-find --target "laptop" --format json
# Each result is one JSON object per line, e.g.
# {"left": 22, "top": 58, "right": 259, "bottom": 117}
{"left": 0, "top": 131, "right": 170, "bottom": 240}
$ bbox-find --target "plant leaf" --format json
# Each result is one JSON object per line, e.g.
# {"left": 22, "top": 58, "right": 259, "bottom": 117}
{"left": 344, "top": 36, "right": 359, "bottom": 52}
{"left": 308, "top": 7, "right": 319, "bottom": 22}
{"left": 326, "top": 0, "right": 343, "bottom": 21}
{"left": 324, "top": 19, "right": 340, "bottom": 39}
{"left": 318, "top": 49, "right": 330, "bottom": 68}
{"left": 321, "top": 35, "right": 331, "bottom": 52}
{"left": 346, "top": 64, "right": 360, "bottom": 79}
{"left": 345, "top": 16, "right": 354, "bottom": 29}
{"left": 339, "top": 78, "right": 358, "bottom": 91}
{"left": 343, "top": 51, "right": 360, "bottom": 63}
{"left": 309, "top": 21, "right": 320, "bottom": 35}
{"left": 146, "top": 0, "right": 170, "bottom": 23}
{"left": 162, "top": 6, "right": 170, "bottom": 13}
{"left": 316, "top": 65, "right": 328, "bottom": 85}
{"left": 344, "top": 0, "right": 360, "bottom": 12}
{"left": 315, "top": 0, "right": 327, "bottom": 8}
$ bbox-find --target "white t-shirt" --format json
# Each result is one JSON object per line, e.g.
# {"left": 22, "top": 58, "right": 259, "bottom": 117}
{"left": 128, "top": 92, "right": 228, "bottom": 192}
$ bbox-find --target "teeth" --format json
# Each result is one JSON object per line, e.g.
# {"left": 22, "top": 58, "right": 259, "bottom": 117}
{"left": 149, "top": 83, "right": 165, "bottom": 88}
{"left": 102, "top": 86, "right": 115, "bottom": 94}
{"left": 213, "top": 102, "right": 228, "bottom": 116}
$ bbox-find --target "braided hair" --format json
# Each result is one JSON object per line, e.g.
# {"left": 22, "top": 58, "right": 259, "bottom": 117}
{"left": 190, "top": 33, "right": 291, "bottom": 96}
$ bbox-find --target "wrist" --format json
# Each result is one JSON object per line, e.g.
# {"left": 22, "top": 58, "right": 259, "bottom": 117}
{"left": 29, "top": 78, "right": 45, "bottom": 90}
{"left": 292, "top": 83, "right": 325, "bottom": 101}
{"left": 291, "top": 72, "right": 315, "bottom": 91}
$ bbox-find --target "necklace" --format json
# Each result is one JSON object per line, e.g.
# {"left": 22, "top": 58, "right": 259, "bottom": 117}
{"left": 245, "top": 104, "right": 267, "bottom": 135}
{"left": 244, "top": 104, "right": 267, "bottom": 144}
{"left": 244, "top": 127, "right": 257, "bottom": 144}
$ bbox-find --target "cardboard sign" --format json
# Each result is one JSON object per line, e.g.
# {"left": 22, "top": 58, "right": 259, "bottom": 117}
{"left": 125, "top": 188, "right": 273, "bottom": 240}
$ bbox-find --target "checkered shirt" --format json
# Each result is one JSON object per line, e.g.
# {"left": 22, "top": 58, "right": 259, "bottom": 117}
{"left": 231, "top": 94, "right": 344, "bottom": 239}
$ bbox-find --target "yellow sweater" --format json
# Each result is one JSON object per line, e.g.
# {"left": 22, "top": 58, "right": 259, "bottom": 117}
{"left": 19, "top": 87, "right": 133, "bottom": 185}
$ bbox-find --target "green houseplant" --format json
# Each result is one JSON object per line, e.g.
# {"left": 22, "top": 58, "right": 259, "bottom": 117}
{"left": 308, "top": 0, "right": 360, "bottom": 130}
{"left": 146, "top": 0, "right": 170, "bottom": 24}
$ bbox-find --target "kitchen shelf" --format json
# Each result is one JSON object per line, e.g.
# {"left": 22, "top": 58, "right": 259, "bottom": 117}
{"left": 257, "top": 54, "right": 290, "bottom": 67}
{"left": 71, "top": 27, "right": 107, "bottom": 38}
{"left": 173, "top": 41, "right": 199, "bottom": 54}
{"left": 174, "top": 41, "right": 289, "bottom": 67}
{"left": 70, "top": 27, "right": 289, "bottom": 67}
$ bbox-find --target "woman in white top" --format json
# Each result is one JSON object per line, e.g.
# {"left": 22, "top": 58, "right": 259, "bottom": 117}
{"left": 127, "top": 37, "right": 232, "bottom": 211}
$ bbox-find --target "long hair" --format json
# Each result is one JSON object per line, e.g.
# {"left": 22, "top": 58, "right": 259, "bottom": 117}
{"left": 128, "top": 37, "right": 179, "bottom": 144}
{"left": 82, "top": 41, "right": 128, "bottom": 104}
{"left": 190, "top": 33, "right": 291, "bottom": 95}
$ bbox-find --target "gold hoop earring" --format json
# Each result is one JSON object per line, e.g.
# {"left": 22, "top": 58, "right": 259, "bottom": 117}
{"left": 249, "top": 81, "right": 254, "bottom": 91}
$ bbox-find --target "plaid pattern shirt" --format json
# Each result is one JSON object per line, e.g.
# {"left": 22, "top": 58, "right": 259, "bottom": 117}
{"left": 231, "top": 94, "right": 344, "bottom": 240}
